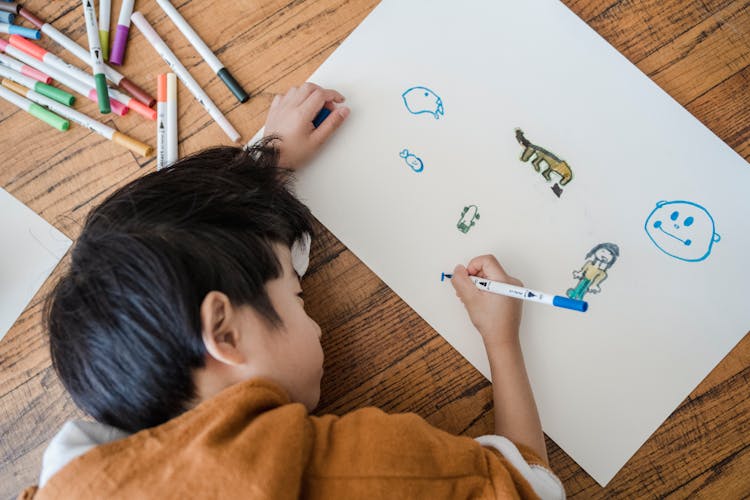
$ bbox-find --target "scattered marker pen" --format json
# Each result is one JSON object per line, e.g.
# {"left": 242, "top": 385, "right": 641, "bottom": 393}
{"left": 8, "top": 36, "right": 156, "bottom": 120}
{"left": 0, "top": 38, "right": 129, "bottom": 116}
{"left": 155, "top": 0, "right": 249, "bottom": 103}
{"left": 131, "top": 11, "right": 240, "bottom": 142}
{"left": 17, "top": 6, "right": 156, "bottom": 107}
{"left": 0, "top": 64, "right": 74, "bottom": 105}
{"left": 156, "top": 74, "right": 167, "bottom": 170}
{"left": 2, "top": 79, "right": 153, "bottom": 157}
{"left": 109, "top": 0, "right": 133, "bottom": 66}
{"left": 0, "top": 12, "right": 15, "bottom": 24}
{"left": 81, "top": 0, "right": 110, "bottom": 113}
{"left": 440, "top": 272, "right": 588, "bottom": 312}
{"left": 0, "top": 82, "right": 69, "bottom": 131}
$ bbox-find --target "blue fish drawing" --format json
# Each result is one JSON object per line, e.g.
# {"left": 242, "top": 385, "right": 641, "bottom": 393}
{"left": 399, "top": 149, "right": 424, "bottom": 172}
{"left": 402, "top": 86, "right": 444, "bottom": 119}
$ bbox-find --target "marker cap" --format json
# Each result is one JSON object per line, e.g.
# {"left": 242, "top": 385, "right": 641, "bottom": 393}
{"left": 552, "top": 296, "right": 588, "bottom": 312}
{"left": 112, "top": 130, "right": 153, "bottom": 157}
{"left": 128, "top": 97, "right": 157, "bottom": 120}
{"left": 35, "top": 82, "right": 75, "bottom": 105}
{"left": 9, "top": 34, "right": 46, "bottom": 60}
{"left": 109, "top": 24, "right": 129, "bottom": 66}
{"left": 312, "top": 107, "right": 331, "bottom": 128}
{"left": 157, "top": 73, "right": 167, "bottom": 102}
{"left": 28, "top": 102, "right": 69, "bottom": 131}
{"left": 21, "top": 65, "right": 52, "bottom": 84}
{"left": 119, "top": 76, "right": 155, "bottom": 107}
{"left": 94, "top": 73, "right": 111, "bottom": 113}
{"left": 7, "top": 25, "right": 41, "bottom": 40}
{"left": 0, "top": 12, "right": 15, "bottom": 24}
{"left": 99, "top": 30, "right": 109, "bottom": 61}
{"left": 217, "top": 67, "right": 249, "bottom": 103}
{"left": 0, "top": 2, "right": 18, "bottom": 14}
{"left": 18, "top": 7, "right": 44, "bottom": 30}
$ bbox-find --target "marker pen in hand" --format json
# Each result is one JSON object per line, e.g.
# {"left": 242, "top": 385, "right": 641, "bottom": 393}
{"left": 441, "top": 272, "right": 588, "bottom": 312}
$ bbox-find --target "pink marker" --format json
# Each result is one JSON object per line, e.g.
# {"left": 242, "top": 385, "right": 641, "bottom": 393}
{"left": 8, "top": 35, "right": 155, "bottom": 120}
{"left": 0, "top": 38, "right": 128, "bottom": 116}
{"left": 0, "top": 52, "right": 52, "bottom": 84}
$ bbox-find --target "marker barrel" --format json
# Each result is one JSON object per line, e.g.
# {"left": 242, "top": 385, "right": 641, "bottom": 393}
{"left": 131, "top": 12, "right": 240, "bottom": 142}
{"left": 166, "top": 73, "right": 177, "bottom": 164}
{"left": 156, "top": 74, "right": 167, "bottom": 169}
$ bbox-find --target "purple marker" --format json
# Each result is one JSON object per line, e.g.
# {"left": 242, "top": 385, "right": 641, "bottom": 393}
{"left": 109, "top": 0, "right": 133, "bottom": 65}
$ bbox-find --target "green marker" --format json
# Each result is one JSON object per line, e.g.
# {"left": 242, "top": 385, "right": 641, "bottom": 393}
{"left": 81, "top": 0, "right": 110, "bottom": 113}
{"left": 0, "top": 84, "right": 69, "bottom": 131}
{"left": 0, "top": 63, "right": 75, "bottom": 105}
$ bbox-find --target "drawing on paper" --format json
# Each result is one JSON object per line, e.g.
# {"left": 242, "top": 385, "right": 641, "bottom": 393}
{"left": 457, "top": 205, "right": 480, "bottom": 233}
{"left": 515, "top": 129, "right": 573, "bottom": 197}
{"left": 399, "top": 149, "right": 424, "bottom": 173}
{"left": 566, "top": 242, "right": 619, "bottom": 300}
{"left": 402, "top": 86, "right": 444, "bottom": 119}
{"left": 644, "top": 200, "right": 720, "bottom": 262}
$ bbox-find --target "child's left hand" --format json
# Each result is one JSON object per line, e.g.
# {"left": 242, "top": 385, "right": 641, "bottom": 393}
{"left": 263, "top": 83, "right": 350, "bottom": 169}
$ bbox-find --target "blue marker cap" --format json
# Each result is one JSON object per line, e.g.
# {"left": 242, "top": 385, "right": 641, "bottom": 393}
{"left": 552, "top": 295, "right": 588, "bottom": 312}
{"left": 7, "top": 24, "right": 41, "bottom": 40}
{"left": 312, "top": 107, "right": 331, "bottom": 128}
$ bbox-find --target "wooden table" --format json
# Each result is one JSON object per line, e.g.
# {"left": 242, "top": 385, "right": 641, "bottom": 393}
{"left": 1, "top": 1, "right": 748, "bottom": 497}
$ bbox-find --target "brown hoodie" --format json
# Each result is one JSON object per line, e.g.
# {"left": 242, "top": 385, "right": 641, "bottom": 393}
{"left": 19, "top": 378, "right": 564, "bottom": 499}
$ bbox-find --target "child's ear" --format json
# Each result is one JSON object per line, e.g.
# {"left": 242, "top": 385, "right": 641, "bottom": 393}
{"left": 200, "top": 291, "right": 245, "bottom": 366}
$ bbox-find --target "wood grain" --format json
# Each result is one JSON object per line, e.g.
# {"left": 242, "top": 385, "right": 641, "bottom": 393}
{"left": 1, "top": 0, "right": 748, "bottom": 498}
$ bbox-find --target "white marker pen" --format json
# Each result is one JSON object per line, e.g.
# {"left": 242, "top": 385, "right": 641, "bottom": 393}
{"left": 441, "top": 273, "right": 588, "bottom": 312}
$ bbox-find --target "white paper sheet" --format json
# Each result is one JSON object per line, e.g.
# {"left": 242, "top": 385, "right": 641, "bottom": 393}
{"left": 0, "top": 188, "right": 71, "bottom": 341}
{"left": 259, "top": 0, "right": 750, "bottom": 485}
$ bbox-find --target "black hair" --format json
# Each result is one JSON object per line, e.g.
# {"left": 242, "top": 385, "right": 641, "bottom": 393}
{"left": 45, "top": 142, "right": 314, "bottom": 433}
{"left": 585, "top": 242, "right": 620, "bottom": 269}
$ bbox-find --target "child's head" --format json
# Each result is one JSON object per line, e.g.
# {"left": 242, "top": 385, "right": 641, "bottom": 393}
{"left": 46, "top": 144, "right": 323, "bottom": 433}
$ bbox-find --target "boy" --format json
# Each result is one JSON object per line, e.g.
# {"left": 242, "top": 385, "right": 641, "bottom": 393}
{"left": 20, "top": 84, "right": 564, "bottom": 499}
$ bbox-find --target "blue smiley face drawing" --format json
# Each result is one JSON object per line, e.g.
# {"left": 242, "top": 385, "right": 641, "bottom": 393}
{"left": 644, "top": 200, "right": 720, "bottom": 262}
{"left": 402, "top": 86, "right": 444, "bottom": 119}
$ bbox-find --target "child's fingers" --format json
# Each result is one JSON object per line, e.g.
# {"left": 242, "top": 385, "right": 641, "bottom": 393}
{"left": 301, "top": 88, "right": 346, "bottom": 121}
{"left": 292, "top": 82, "right": 324, "bottom": 105}
{"left": 450, "top": 264, "right": 480, "bottom": 301}
{"left": 466, "top": 255, "right": 522, "bottom": 286}
{"left": 310, "top": 106, "right": 350, "bottom": 146}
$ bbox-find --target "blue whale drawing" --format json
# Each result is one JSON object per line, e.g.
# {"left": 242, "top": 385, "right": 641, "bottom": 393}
{"left": 402, "top": 86, "right": 444, "bottom": 119}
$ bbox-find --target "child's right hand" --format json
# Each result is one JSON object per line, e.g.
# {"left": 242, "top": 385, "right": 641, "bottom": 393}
{"left": 263, "top": 83, "right": 350, "bottom": 169}
{"left": 451, "top": 255, "right": 523, "bottom": 347}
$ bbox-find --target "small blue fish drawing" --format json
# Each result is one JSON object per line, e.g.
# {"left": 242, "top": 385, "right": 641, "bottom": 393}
{"left": 399, "top": 149, "right": 424, "bottom": 173}
{"left": 402, "top": 86, "right": 444, "bottom": 119}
